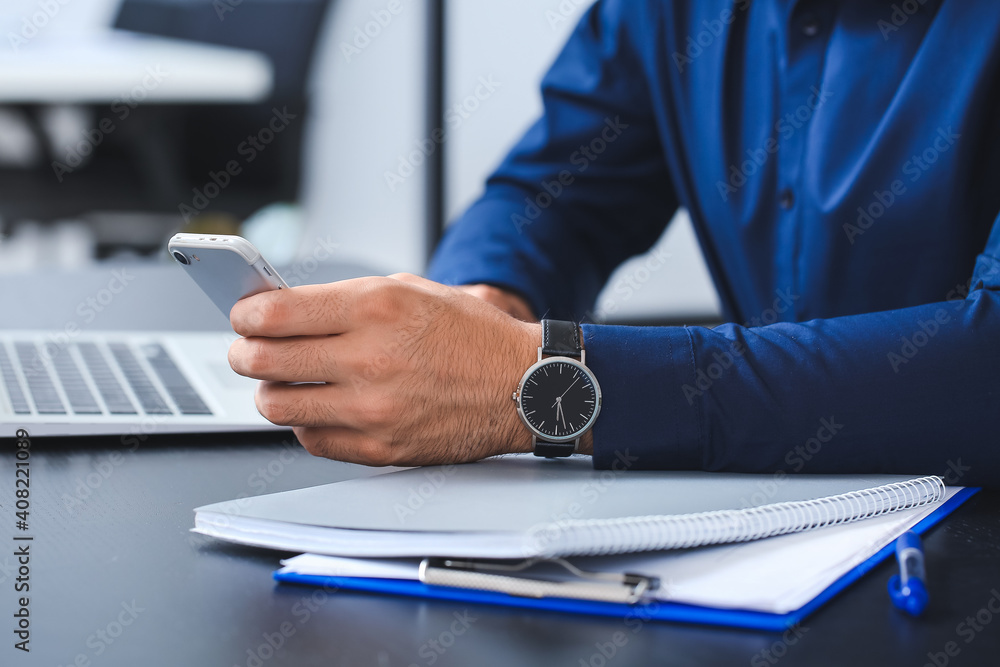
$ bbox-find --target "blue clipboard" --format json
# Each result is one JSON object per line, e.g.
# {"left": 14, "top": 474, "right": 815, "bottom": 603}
{"left": 272, "top": 487, "right": 979, "bottom": 631}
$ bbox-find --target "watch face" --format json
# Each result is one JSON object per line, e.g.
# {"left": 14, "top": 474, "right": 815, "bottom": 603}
{"left": 518, "top": 358, "right": 600, "bottom": 441}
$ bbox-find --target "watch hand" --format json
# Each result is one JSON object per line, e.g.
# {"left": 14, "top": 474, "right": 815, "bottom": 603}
{"left": 558, "top": 375, "right": 581, "bottom": 399}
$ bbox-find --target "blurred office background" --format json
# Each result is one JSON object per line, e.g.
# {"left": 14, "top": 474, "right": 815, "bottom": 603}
{"left": 0, "top": 0, "right": 720, "bottom": 323}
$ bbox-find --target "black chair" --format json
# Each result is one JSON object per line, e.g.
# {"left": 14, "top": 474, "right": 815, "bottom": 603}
{"left": 113, "top": 0, "right": 333, "bottom": 218}
{"left": 0, "top": 0, "right": 331, "bottom": 251}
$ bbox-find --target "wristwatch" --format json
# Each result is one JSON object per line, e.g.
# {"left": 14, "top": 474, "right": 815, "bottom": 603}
{"left": 512, "top": 319, "right": 602, "bottom": 458}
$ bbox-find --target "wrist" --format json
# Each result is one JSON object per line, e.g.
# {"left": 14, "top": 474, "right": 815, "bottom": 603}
{"left": 499, "top": 320, "right": 541, "bottom": 455}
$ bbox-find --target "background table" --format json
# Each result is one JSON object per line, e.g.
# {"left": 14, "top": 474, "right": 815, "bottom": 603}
{"left": 2, "top": 264, "right": 999, "bottom": 667}
{"left": 0, "top": 30, "right": 272, "bottom": 104}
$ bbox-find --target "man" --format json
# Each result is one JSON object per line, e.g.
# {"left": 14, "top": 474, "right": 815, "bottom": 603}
{"left": 228, "top": 1, "right": 999, "bottom": 485}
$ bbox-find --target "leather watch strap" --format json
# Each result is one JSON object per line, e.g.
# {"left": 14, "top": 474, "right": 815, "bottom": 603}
{"left": 534, "top": 441, "right": 576, "bottom": 458}
{"left": 535, "top": 320, "right": 583, "bottom": 458}
{"left": 541, "top": 319, "right": 581, "bottom": 358}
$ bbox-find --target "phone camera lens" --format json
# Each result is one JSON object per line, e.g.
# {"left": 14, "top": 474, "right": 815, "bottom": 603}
{"left": 172, "top": 250, "right": 190, "bottom": 265}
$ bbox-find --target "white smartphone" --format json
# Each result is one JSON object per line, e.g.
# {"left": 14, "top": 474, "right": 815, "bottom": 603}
{"left": 168, "top": 233, "right": 289, "bottom": 318}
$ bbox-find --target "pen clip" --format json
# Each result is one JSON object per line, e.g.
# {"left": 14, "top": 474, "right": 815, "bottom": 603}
{"left": 418, "top": 558, "right": 657, "bottom": 605}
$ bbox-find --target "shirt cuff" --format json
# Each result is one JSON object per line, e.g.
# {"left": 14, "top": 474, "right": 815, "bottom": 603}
{"left": 582, "top": 323, "right": 702, "bottom": 471}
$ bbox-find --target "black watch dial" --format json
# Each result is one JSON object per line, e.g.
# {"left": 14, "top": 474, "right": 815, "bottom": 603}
{"left": 519, "top": 359, "right": 599, "bottom": 440}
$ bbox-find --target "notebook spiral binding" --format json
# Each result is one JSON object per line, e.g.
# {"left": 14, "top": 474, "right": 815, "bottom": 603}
{"left": 525, "top": 476, "right": 946, "bottom": 558}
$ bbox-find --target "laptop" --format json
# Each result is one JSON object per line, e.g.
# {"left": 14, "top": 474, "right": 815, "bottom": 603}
{"left": 0, "top": 330, "right": 282, "bottom": 437}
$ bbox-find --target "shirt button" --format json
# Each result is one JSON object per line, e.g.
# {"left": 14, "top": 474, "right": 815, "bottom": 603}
{"left": 779, "top": 189, "right": 795, "bottom": 209}
{"left": 802, "top": 17, "right": 820, "bottom": 37}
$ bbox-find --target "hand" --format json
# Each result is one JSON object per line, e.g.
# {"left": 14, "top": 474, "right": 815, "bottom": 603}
{"left": 456, "top": 284, "right": 537, "bottom": 322}
{"left": 227, "top": 274, "right": 540, "bottom": 466}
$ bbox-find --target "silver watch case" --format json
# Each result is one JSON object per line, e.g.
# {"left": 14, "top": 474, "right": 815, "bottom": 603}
{"left": 512, "top": 349, "right": 602, "bottom": 443}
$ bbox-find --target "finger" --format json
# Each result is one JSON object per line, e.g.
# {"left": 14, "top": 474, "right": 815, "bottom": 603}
{"left": 229, "top": 335, "right": 342, "bottom": 382}
{"left": 255, "top": 379, "right": 395, "bottom": 432}
{"left": 293, "top": 426, "right": 396, "bottom": 466}
{"left": 231, "top": 277, "right": 386, "bottom": 338}
{"left": 254, "top": 380, "right": 347, "bottom": 428}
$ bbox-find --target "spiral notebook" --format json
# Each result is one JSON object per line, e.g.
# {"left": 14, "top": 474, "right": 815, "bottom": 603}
{"left": 193, "top": 455, "right": 976, "bottom": 629}
{"left": 194, "top": 455, "right": 954, "bottom": 558}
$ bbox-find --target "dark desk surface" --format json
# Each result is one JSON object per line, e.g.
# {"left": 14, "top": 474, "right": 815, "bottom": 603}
{"left": 3, "top": 264, "right": 1000, "bottom": 667}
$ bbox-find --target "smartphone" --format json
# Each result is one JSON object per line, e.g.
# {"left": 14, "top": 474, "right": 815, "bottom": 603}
{"left": 168, "top": 233, "right": 289, "bottom": 318}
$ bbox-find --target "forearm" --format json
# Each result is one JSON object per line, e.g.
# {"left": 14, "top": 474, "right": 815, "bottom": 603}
{"left": 428, "top": 1, "right": 676, "bottom": 320}
{"left": 582, "top": 283, "right": 1000, "bottom": 486}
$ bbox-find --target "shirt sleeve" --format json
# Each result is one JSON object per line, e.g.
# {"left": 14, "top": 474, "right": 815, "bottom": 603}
{"left": 583, "top": 212, "right": 1000, "bottom": 487}
{"left": 427, "top": 0, "right": 678, "bottom": 320}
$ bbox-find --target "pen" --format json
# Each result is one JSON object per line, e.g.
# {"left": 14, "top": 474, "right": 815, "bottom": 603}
{"left": 888, "top": 531, "right": 929, "bottom": 616}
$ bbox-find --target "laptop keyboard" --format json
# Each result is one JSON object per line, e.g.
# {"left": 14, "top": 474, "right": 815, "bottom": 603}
{"left": 0, "top": 339, "right": 212, "bottom": 418}
{"left": 140, "top": 344, "right": 212, "bottom": 415}
{"left": 51, "top": 345, "right": 102, "bottom": 415}
{"left": 15, "top": 342, "right": 65, "bottom": 414}
{"left": 77, "top": 342, "right": 138, "bottom": 415}
{"left": 108, "top": 343, "right": 173, "bottom": 415}
{"left": 0, "top": 345, "right": 30, "bottom": 414}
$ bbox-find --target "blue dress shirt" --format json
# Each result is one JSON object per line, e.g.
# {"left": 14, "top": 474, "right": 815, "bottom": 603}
{"left": 428, "top": 0, "right": 1000, "bottom": 486}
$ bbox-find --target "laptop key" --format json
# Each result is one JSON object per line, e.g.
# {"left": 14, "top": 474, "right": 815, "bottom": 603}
{"left": 14, "top": 342, "right": 66, "bottom": 414}
{"left": 76, "top": 343, "right": 138, "bottom": 415}
{"left": 0, "top": 344, "right": 31, "bottom": 414}
{"left": 108, "top": 343, "right": 173, "bottom": 415}
{"left": 140, "top": 344, "right": 213, "bottom": 415}
{"left": 51, "top": 348, "right": 102, "bottom": 415}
